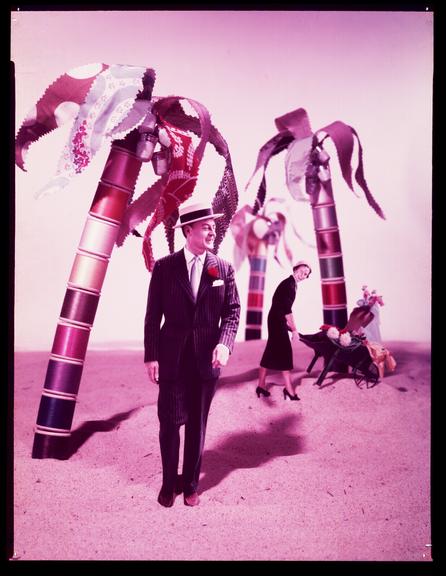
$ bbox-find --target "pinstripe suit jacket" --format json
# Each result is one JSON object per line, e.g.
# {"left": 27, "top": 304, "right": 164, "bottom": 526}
{"left": 144, "top": 249, "right": 240, "bottom": 381}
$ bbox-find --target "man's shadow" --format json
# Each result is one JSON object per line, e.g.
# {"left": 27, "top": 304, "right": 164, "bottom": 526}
{"left": 199, "top": 413, "right": 304, "bottom": 493}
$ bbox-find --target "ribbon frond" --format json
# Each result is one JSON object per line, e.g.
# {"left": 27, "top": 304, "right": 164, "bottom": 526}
{"left": 148, "top": 97, "right": 239, "bottom": 260}
{"left": 317, "top": 121, "right": 385, "bottom": 219}
{"left": 316, "top": 120, "right": 355, "bottom": 191}
{"left": 15, "top": 63, "right": 109, "bottom": 171}
{"left": 16, "top": 63, "right": 154, "bottom": 197}
{"left": 274, "top": 107, "right": 313, "bottom": 140}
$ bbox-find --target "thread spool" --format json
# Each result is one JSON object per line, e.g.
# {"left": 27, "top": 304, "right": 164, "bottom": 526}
{"left": 313, "top": 204, "right": 338, "bottom": 230}
{"left": 246, "top": 310, "right": 263, "bottom": 327}
{"left": 248, "top": 274, "right": 265, "bottom": 291}
{"left": 78, "top": 215, "right": 120, "bottom": 258}
{"left": 101, "top": 146, "right": 141, "bottom": 190}
{"left": 68, "top": 252, "right": 108, "bottom": 293}
{"left": 43, "top": 358, "right": 84, "bottom": 396}
{"left": 36, "top": 394, "right": 76, "bottom": 432}
{"left": 60, "top": 287, "right": 100, "bottom": 326}
{"left": 245, "top": 243, "right": 267, "bottom": 341}
{"left": 247, "top": 292, "right": 264, "bottom": 308}
{"left": 89, "top": 182, "right": 131, "bottom": 223}
{"left": 51, "top": 322, "right": 90, "bottom": 360}
{"left": 316, "top": 229, "right": 342, "bottom": 255}
{"left": 321, "top": 281, "right": 347, "bottom": 306}
{"left": 319, "top": 256, "right": 344, "bottom": 280}
{"left": 323, "top": 308, "right": 348, "bottom": 328}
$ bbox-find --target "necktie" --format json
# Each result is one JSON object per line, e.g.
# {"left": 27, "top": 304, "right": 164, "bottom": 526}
{"left": 190, "top": 256, "right": 200, "bottom": 300}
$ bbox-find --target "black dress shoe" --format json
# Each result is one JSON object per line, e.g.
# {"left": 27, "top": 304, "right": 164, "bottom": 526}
{"left": 157, "top": 490, "right": 175, "bottom": 508}
{"left": 256, "top": 386, "right": 271, "bottom": 398}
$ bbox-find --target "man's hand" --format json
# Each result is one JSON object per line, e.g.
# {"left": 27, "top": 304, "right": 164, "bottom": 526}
{"left": 145, "top": 361, "right": 159, "bottom": 384}
{"left": 212, "top": 344, "right": 230, "bottom": 368}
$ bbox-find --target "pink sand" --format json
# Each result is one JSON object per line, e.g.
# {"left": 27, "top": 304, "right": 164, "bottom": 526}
{"left": 11, "top": 339, "right": 431, "bottom": 561}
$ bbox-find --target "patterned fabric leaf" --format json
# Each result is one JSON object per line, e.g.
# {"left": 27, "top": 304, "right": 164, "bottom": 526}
{"left": 141, "top": 116, "right": 203, "bottom": 271}
{"left": 16, "top": 63, "right": 153, "bottom": 197}
{"left": 15, "top": 63, "right": 109, "bottom": 171}
{"left": 46, "top": 65, "right": 150, "bottom": 193}
{"left": 163, "top": 208, "right": 179, "bottom": 255}
{"left": 156, "top": 99, "right": 239, "bottom": 258}
{"left": 153, "top": 96, "right": 210, "bottom": 165}
{"left": 211, "top": 154, "right": 239, "bottom": 254}
{"left": 110, "top": 68, "right": 155, "bottom": 139}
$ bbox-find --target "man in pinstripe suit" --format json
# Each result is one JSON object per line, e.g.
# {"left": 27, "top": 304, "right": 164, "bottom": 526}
{"left": 144, "top": 202, "right": 240, "bottom": 507}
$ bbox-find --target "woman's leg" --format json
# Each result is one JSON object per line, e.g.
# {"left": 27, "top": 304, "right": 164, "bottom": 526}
{"left": 258, "top": 366, "right": 268, "bottom": 389}
{"left": 281, "top": 370, "right": 295, "bottom": 396}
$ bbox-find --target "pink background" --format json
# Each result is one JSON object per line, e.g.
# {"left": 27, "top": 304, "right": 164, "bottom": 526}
{"left": 12, "top": 9, "right": 433, "bottom": 349}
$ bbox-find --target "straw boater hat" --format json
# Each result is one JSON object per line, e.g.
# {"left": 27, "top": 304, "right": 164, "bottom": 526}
{"left": 173, "top": 202, "right": 224, "bottom": 228}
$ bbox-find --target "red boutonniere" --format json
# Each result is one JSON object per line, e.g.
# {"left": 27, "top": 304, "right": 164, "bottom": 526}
{"left": 207, "top": 266, "right": 220, "bottom": 279}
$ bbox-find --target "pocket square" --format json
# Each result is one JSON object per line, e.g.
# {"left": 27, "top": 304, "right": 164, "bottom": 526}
{"left": 212, "top": 279, "right": 224, "bottom": 287}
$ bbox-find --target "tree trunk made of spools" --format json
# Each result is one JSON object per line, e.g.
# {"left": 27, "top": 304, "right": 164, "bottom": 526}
{"left": 32, "top": 140, "right": 144, "bottom": 459}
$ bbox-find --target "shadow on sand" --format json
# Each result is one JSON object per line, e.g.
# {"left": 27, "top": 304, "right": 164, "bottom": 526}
{"left": 64, "top": 407, "right": 141, "bottom": 458}
{"left": 199, "top": 413, "right": 305, "bottom": 493}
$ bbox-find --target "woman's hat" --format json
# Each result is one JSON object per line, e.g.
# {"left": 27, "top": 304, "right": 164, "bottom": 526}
{"left": 293, "top": 260, "right": 312, "bottom": 275}
{"left": 173, "top": 202, "right": 224, "bottom": 228}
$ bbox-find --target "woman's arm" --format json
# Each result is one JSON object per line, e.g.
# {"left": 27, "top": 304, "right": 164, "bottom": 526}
{"left": 285, "top": 312, "right": 297, "bottom": 332}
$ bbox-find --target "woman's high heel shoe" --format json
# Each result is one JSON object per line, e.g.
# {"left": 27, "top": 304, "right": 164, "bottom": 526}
{"left": 283, "top": 388, "right": 300, "bottom": 401}
{"left": 256, "top": 386, "right": 271, "bottom": 398}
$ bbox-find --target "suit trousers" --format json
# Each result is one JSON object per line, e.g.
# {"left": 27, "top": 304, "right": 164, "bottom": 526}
{"left": 158, "top": 337, "right": 217, "bottom": 496}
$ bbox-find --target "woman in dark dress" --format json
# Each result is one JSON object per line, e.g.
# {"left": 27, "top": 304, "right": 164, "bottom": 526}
{"left": 256, "top": 261, "right": 311, "bottom": 401}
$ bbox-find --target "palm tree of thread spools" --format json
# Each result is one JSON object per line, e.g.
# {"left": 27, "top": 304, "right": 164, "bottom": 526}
{"left": 246, "top": 241, "right": 268, "bottom": 339}
{"left": 231, "top": 201, "right": 304, "bottom": 340}
{"left": 14, "top": 63, "right": 157, "bottom": 458}
{"left": 16, "top": 64, "right": 239, "bottom": 458}
{"left": 246, "top": 108, "right": 385, "bottom": 351}
{"left": 306, "top": 143, "right": 348, "bottom": 330}
{"left": 32, "top": 138, "right": 148, "bottom": 459}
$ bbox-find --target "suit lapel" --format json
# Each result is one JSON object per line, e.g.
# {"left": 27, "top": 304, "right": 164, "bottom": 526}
{"left": 174, "top": 250, "right": 195, "bottom": 303}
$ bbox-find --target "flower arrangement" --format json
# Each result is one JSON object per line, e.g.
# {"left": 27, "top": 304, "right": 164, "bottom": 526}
{"left": 207, "top": 266, "right": 220, "bottom": 279}
{"left": 360, "top": 285, "right": 384, "bottom": 307}
{"left": 320, "top": 324, "right": 352, "bottom": 347}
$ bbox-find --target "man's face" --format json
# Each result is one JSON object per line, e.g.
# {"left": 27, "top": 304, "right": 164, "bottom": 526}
{"left": 185, "top": 218, "right": 216, "bottom": 253}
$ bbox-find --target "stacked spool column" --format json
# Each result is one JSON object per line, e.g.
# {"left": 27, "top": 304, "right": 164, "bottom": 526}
{"left": 32, "top": 144, "right": 143, "bottom": 458}
{"left": 245, "top": 242, "right": 267, "bottom": 340}
{"left": 312, "top": 200, "right": 348, "bottom": 330}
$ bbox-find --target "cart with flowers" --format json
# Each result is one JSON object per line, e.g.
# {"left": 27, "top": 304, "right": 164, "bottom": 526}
{"left": 299, "top": 324, "right": 380, "bottom": 389}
